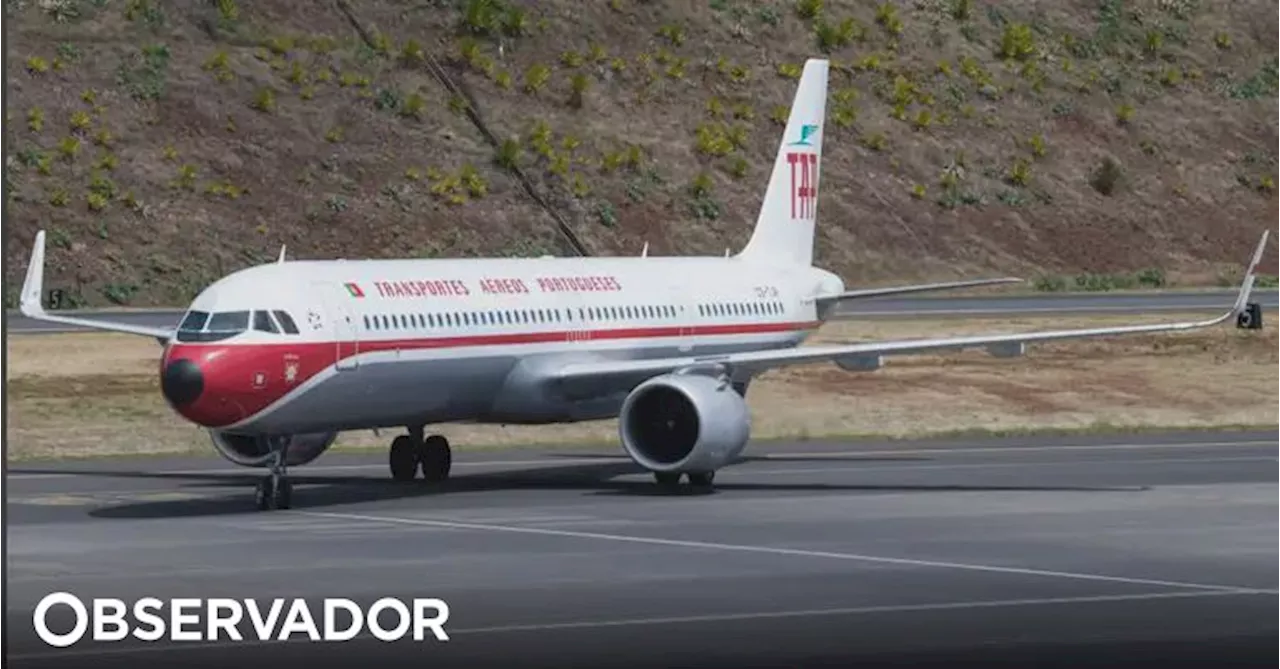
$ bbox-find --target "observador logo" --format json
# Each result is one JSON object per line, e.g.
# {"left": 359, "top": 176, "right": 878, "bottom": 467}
{"left": 32, "top": 592, "right": 451, "bottom": 647}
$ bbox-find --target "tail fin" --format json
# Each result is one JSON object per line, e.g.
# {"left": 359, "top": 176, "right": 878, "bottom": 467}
{"left": 738, "top": 58, "right": 829, "bottom": 268}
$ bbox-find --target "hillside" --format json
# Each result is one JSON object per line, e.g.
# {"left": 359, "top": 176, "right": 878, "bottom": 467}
{"left": 5, "top": 0, "right": 1278, "bottom": 308}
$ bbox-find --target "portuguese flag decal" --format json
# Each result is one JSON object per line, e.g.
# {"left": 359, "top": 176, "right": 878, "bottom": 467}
{"left": 344, "top": 282, "right": 365, "bottom": 298}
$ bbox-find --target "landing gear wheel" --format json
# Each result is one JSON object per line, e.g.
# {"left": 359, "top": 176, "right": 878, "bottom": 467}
{"left": 255, "top": 477, "right": 274, "bottom": 511}
{"left": 687, "top": 471, "right": 716, "bottom": 488}
{"left": 272, "top": 477, "right": 293, "bottom": 510}
{"left": 419, "top": 435, "right": 452, "bottom": 482}
{"left": 389, "top": 435, "right": 418, "bottom": 481}
{"left": 653, "top": 471, "right": 682, "bottom": 487}
{"left": 253, "top": 435, "right": 293, "bottom": 511}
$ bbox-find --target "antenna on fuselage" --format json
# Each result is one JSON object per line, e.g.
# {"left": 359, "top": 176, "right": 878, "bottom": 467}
{"left": 277, "top": 245, "right": 287, "bottom": 263}
{"left": 641, "top": 241, "right": 649, "bottom": 258}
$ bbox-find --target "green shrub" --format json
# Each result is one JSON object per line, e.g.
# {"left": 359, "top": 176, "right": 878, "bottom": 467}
{"left": 1113, "top": 103, "right": 1134, "bottom": 126}
{"left": 216, "top": 0, "right": 239, "bottom": 22}
{"left": 524, "top": 63, "right": 551, "bottom": 93}
{"left": 1028, "top": 134, "right": 1046, "bottom": 158}
{"left": 997, "top": 23, "right": 1035, "bottom": 61}
{"left": 401, "top": 92, "right": 426, "bottom": 118}
{"left": 495, "top": 138, "right": 522, "bottom": 169}
{"left": 569, "top": 73, "right": 589, "bottom": 108}
{"left": 560, "top": 50, "right": 584, "bottom": 68}
{"left": 795, "top": 0, "right": 822, "bottom": 20}
{"left": 251, "top": 87, "right": 277, "bottom": 113}
{"left": 1007, "top": 158, "right": 1031, "bottom": 186}
{"left": 1090, "top": 157, "right": 1123, "bottom": 195}
{"left": 57, "top": 136, "right": 81, "bottom": 161}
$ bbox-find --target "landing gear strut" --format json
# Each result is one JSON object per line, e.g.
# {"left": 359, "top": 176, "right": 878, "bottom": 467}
{"left": 255, "top": 436, "right": 293, "bottom": 511}
{"left": 653, "top": 470, "right": 716, "bottom": 490}
{"left": 388, "top": 427, "right": 453, "bottom": 482}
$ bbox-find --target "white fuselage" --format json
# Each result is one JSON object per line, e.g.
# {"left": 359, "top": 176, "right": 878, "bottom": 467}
{"left": 161, "top": 255, "right": 844, "bottom": 435}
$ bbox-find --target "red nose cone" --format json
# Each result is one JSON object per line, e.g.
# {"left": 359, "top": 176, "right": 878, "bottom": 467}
{"left": 160, "top": 347, "right": 248, "bottom": 428}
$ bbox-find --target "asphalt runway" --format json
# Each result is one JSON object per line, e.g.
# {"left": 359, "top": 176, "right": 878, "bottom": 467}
{"left": 5, "top": 429, "right": 1277, "bottom": 668}
{"left": 7, "top": 289, "right": 1277, "bottom": 333}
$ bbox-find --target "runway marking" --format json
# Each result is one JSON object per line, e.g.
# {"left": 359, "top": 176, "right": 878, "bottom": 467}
{"left": 295, "top": 510, "right": 1271, "bottom": 594}
{"left": 6, "top": 438, "right": 1273, "bottom": 481}
{"left": 8, "top": 589, "right": 1274, "bottom": 661}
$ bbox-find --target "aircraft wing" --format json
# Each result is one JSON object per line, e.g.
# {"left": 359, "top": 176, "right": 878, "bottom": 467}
{"left": 18, "top": 230, "right": 174, "bottom": 343}
{"left": 811, "top": 277, "right": 1023, "bottom": 306}
{"left": 553, "top": 231, "right": 1270, "bottom": 384}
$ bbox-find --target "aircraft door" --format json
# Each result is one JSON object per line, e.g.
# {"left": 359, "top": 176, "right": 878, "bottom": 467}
{"left": 672, "top": 281, "right": 695, "bottom": 354}
{"left": 311, "top": 281, "right": 360, "bottom": 371}
{"left": 563, "top": 292, "right": 591, "bottom": 344}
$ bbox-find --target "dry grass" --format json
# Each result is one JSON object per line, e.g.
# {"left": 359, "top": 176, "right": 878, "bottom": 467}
{"left": 4, "top": 1, "right": 1277, "bottom": 309}
{"left": 6, "top": 314, "right": 1275, "bottom": 461}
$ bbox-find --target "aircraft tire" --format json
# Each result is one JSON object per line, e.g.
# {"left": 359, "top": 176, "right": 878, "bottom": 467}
{"left": 390, "top": 435, "right": 418, "bottom": 481}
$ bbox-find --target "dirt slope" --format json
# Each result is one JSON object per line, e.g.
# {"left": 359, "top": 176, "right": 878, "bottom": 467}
{"left": 5, "top": 0, "right": 1277, "bottom": 307}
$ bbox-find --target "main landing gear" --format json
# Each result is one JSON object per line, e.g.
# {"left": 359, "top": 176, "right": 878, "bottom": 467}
{"left": 653, "top": 470, "right": 716, "bottom": 491}
{"left": 389, "top": 426, "right": 453, "bottom": 483}
{"left": 255, "top": 435, "right": 293, "bottom": 511}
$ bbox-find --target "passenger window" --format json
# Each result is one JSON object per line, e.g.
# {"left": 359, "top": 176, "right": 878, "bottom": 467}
{"left": 253, "top": 310, "right": 279, "bottom": 334}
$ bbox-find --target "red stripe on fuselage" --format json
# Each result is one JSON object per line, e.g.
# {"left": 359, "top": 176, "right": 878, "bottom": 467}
{"left": 162, "top": 320, "right": 822, "bottom": 430}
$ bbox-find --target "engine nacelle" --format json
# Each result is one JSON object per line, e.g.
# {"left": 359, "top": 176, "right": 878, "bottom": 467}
{"left": 209, "top": 430, "right": 338, "bottom": 467}
{"left": 618, "top": 373, "right": 751, "bottom": 474}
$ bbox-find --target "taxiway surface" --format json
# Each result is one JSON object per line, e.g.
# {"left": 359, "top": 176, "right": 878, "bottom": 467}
{"left": 6, "top": 429, "right": 1278, "bottom": 668}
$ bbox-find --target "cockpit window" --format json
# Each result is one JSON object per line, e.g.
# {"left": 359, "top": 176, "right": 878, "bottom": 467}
{"left": 175, "top": 310, "right": 249, "bottom": 342}
{"left": 178, "top": 310, "right": 209, "bottom": 332}
{"left": 208, "top": 310, "right": 250, "bottom": 332}
{"left": 253, "top": 310, "right": 279, "bottom": 333}
{"left": 272, "top": 310, "right": 300, "bottom": 334}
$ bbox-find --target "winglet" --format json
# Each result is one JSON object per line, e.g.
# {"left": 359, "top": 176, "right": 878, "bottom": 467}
{"left": 278, "top": 244, "right": 288, "bottom": 263}
{"left": 20, "top": 230, "right": 47, "bottom": 317}
{"left": 640, "top": 241, "right": 649, "bottom": 258}
{"left": 1231, "top": 229, "right": 1270, "bottom": 315}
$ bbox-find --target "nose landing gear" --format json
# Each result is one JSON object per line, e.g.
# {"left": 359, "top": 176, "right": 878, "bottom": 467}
{"left": 255, "top": 435, "right": 293, "bottom": 511}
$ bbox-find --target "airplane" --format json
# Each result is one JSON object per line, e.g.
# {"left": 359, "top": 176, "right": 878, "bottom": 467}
{"left": 17, "top": 59, "right": 1270, "bottom": 512}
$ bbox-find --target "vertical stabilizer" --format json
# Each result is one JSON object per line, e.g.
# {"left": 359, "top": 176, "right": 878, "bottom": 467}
{"left": 737, "top": 58, "right": 829, "bottom": 267}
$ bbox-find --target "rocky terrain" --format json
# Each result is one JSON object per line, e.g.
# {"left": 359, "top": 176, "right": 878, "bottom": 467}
{"left": 5, "top": 0, "right": 1277, "bottom": 307}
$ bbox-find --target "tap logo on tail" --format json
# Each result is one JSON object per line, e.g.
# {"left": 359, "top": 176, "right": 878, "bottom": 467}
{"left": 786, "top": 124, "right": 819, "bottom": 220}
{"left": 788, "top": 124, "right": 820, "bottom": 147}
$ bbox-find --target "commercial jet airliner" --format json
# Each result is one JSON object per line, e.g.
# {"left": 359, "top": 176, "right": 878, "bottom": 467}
{"left": 18, "top": 59, "right": 1269, "bottom": 511}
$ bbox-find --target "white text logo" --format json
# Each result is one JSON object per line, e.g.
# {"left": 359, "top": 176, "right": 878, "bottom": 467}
{"left": 33, "top": 593, "right": 450, "bottom": 647}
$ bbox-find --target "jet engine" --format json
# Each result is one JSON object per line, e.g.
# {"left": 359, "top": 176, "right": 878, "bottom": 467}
{"left": 618, "top": 373, "right": 751, "bottom": 474}
{"left": 209, "top": 430, "right": 338, "bottom": 467}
